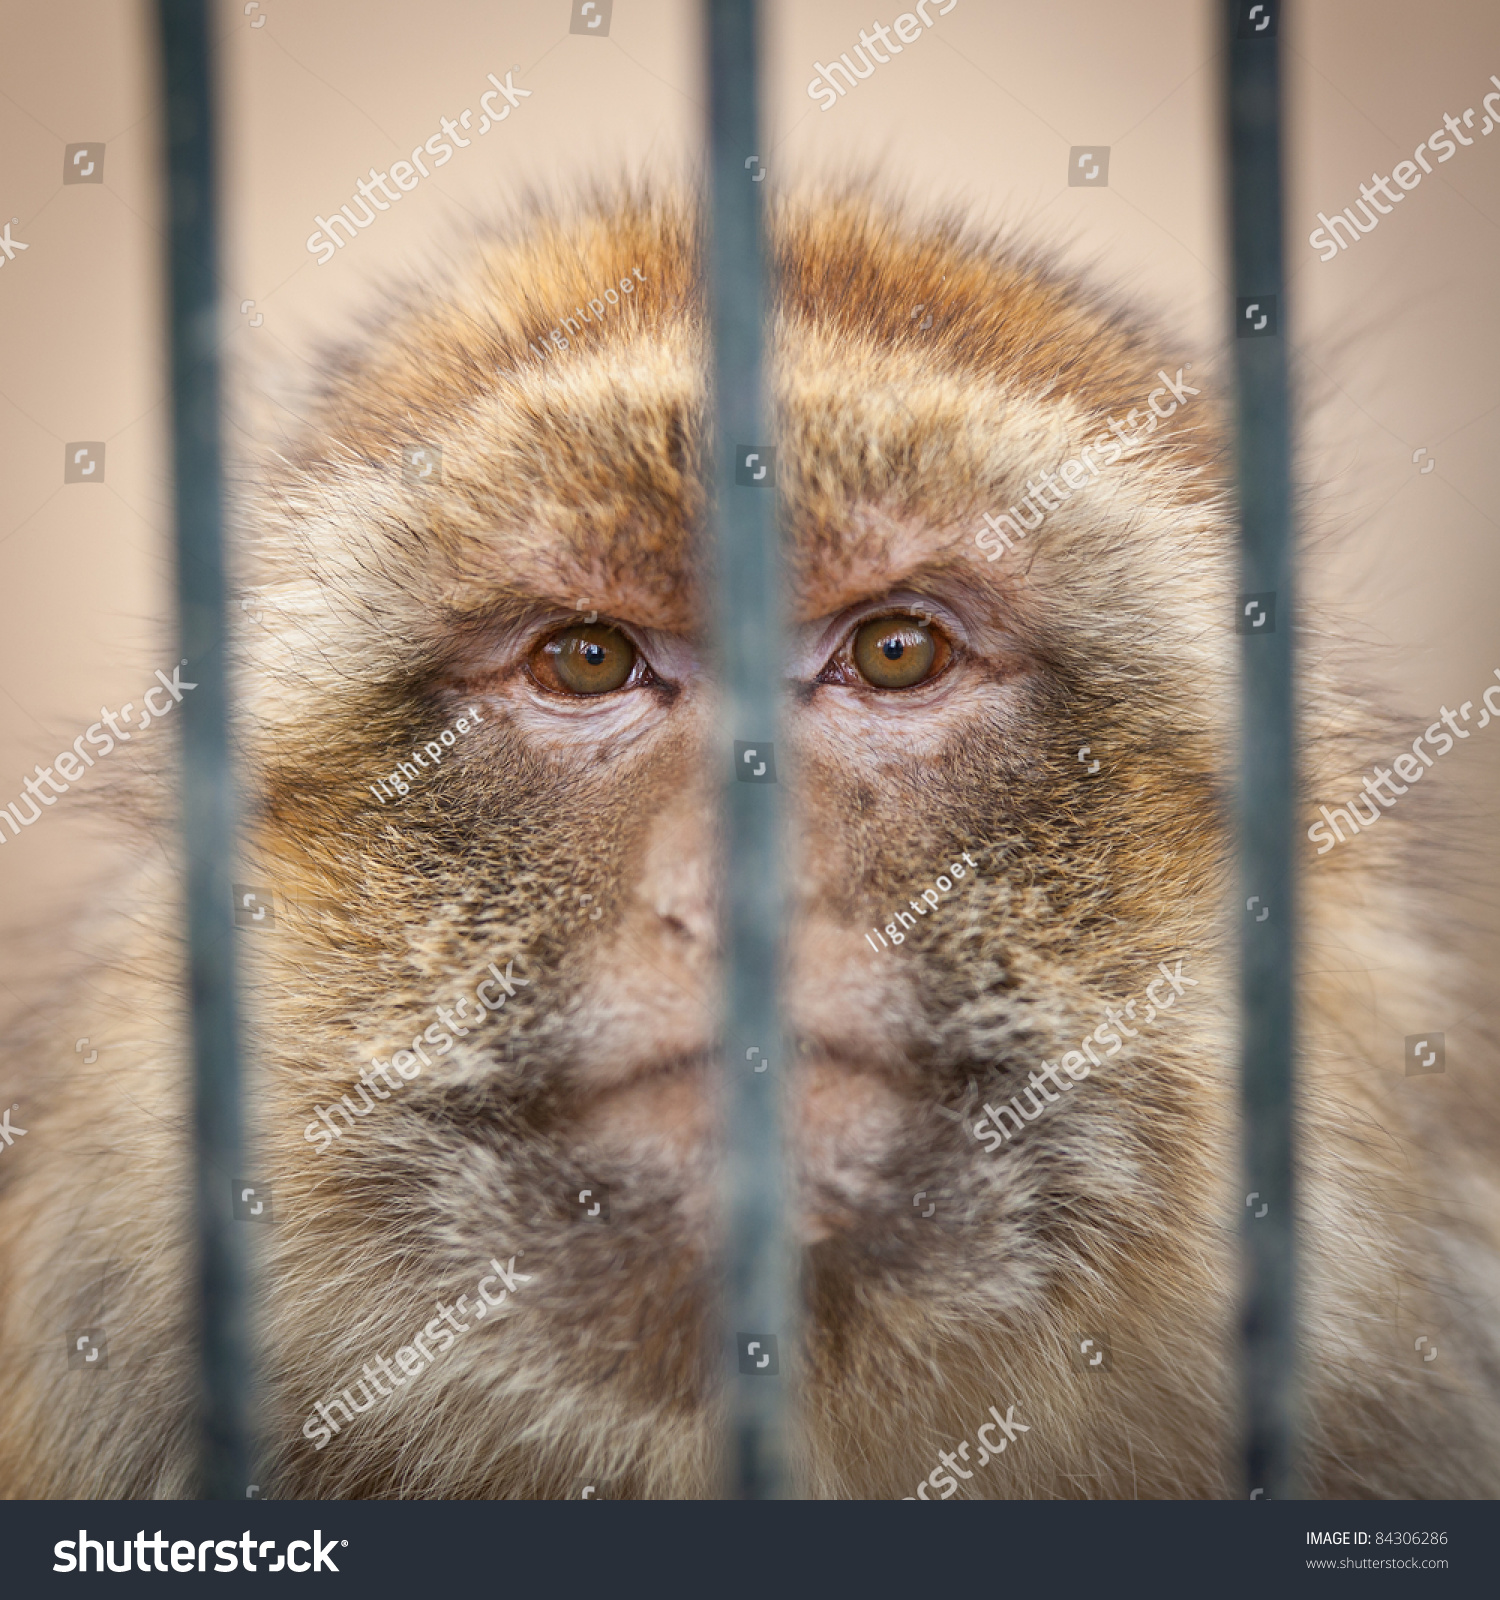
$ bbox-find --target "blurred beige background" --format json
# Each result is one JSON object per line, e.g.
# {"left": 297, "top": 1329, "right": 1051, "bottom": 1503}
{"left": 0, "top": 0, "right": 1497, "bottom": 1027}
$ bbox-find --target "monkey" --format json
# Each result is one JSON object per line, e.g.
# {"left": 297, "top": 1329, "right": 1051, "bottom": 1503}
{"left": 1, "top": 183, "right": 1497, "bottom": 1499}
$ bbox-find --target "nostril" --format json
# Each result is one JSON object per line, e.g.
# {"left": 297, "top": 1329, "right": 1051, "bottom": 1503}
{"left": 660, "top": 912, "right": 692, "bottom": 941}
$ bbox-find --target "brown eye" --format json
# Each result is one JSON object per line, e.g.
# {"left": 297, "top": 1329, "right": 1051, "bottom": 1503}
{"left": 533, "top": 624, "right": 637, "bottom": 695}
{"left": 852, "top": 616, "right": 943, "bottom": 690}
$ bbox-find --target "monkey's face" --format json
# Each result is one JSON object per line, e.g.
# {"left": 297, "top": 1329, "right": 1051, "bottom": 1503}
{"left": 251, "top": 197, "right": 1235, "bottom": 1492}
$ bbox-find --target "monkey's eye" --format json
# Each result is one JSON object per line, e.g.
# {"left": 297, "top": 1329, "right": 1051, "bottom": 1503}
{"left": 849, "top": 615, "right": 948, "bottom": 690}
{"left": 530, "top": 624, "right": 639, "bottom": 695}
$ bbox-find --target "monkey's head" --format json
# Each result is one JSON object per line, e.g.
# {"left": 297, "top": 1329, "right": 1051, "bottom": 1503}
{"left": 247, "top": 189, "right": 1236, "bottom": 1497}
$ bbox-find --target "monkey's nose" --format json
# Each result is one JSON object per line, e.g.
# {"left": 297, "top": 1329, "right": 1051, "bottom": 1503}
{"left": 634, "top": 784, "right": 718, "bottom": 949}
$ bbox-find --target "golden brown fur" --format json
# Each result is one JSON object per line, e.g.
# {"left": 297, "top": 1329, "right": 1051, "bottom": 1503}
{"left": 1, "top": 186, "right": 1497, "bottom": 1498}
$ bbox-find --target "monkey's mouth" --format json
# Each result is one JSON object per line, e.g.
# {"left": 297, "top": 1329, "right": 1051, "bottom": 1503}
{"left": 569, "top": 1049, "right": 915, "bottom": 1242}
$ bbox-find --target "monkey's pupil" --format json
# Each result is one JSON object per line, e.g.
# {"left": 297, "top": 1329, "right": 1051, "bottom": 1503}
{"left": 881, "top": 638, "right": 905, "bottom": 660}
{"left": 583, "top": 644, "right": 605, "bottom": 665}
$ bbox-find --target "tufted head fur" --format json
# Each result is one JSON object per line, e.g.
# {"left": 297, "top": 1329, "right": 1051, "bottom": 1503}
{"left": 1, "top": 185, "right": 1496, "bottom": 1499}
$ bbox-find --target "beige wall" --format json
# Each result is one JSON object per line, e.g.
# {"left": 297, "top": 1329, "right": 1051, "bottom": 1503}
{"left": 1, "top": 0, "right": 1497, "bottom": 1010}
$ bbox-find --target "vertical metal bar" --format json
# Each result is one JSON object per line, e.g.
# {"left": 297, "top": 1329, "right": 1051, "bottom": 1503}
{"left": 705, "top": 0, "right": 791, "bottom": 1500}
{"left": 157, "top": 0, "right": 252, "bottom": 1499}
{"left": 1224, "top": 0, "right": 1300, "bottom": 1500}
